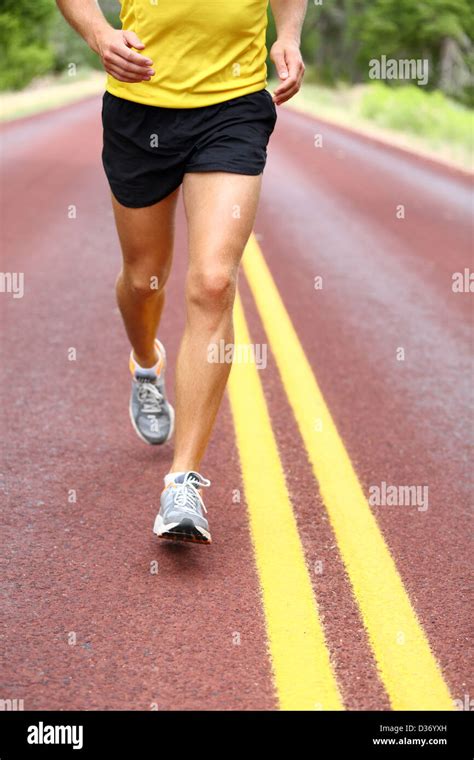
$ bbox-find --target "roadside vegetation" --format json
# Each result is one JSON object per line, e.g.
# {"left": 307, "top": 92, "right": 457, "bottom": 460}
{"left": 1, "top": 0, "right": 472, "bottom": 168}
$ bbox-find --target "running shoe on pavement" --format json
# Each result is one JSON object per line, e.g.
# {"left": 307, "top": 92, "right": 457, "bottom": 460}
{"left": 129, "top": 339, "right": 174, "bottom": 445}
{"left": 153, "top": 471, "right": 212, "bottom": 544}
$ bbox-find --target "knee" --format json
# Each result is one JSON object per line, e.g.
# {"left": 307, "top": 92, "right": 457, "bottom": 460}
{"left": 118, "top": 266, "right": 167, "bottom": 300}
{"left": 186, "top": 267, "right": 237, "bottom": 312}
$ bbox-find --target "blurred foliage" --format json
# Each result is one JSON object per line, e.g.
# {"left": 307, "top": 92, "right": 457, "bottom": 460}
{"left": 0, "top": 0, "right": 55, "bottom": 89}
{"left": 51, "top": 0, "right": 121, "bottom": 73}
{"left": 0, "top": 0, "right": 120, "bottom": 89}
{"left": 360, "top": 82, "right": 473, "bottom": 147}
{"left": 0, "top": 0, "right": 472, "bottom": 106}
{"left": 268, "top": 0, "right": 473, "bottom": 105}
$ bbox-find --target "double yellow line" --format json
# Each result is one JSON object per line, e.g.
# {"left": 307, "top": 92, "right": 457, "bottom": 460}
{"left": 228, "top": 234, "right": 453, "bottom": 711}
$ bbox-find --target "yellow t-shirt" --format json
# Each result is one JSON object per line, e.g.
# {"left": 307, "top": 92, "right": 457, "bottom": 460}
{"left": 106, "top": 1, "right": 270, "bottom": 108}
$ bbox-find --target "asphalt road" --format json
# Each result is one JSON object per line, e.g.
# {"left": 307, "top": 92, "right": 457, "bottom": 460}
{"left": 0, "top": 96, "right": 472, "bottom": 710}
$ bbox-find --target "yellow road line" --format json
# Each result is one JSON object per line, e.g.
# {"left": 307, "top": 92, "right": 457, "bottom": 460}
{"left": 228, "top": 292, "right": 343, "bottom": 711}
{"left": 242, "top": 234, "right": 453, "bottom": 711}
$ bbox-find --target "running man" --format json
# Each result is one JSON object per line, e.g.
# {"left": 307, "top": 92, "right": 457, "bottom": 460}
{"left": 57, "top": 0, "right": 306, "bottom": 544}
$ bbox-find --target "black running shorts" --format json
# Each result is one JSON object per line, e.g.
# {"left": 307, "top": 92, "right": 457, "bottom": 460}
{"left": 101, "top": 89, "right": 277, "bottom": 208}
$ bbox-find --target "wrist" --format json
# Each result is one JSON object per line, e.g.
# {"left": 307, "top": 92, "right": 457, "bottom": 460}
{"left": 275, "top": 35, "right": 301, "bottom": 48}
{"left": 87, "top": 22, "right": 113, "bottom": 54}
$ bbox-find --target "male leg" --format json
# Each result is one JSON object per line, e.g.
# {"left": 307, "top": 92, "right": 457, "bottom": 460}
{"left": 112, "top": 189, "right": 180, "bottom": 444}
{"left": 154, "top": 172, "right": 262, "bottom": 543}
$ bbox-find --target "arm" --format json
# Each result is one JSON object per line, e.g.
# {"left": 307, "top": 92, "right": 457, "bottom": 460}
{"left": 269, "top": 0, "right": 307, "bottom": 104}
{"left": 56, "top": 0, "right": 154, "bottom": 83}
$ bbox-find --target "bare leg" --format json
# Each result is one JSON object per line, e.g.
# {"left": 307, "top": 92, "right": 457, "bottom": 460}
{"left": 112, "top": 189, "right": 180, "bottom": 367}
{"left": 170, "top": 172, "right": 262, "bottom": 473}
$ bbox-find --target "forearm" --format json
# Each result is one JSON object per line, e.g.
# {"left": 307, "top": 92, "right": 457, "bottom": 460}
{"left": 270, "top": 0, "right": 307, "bottom": 44}
{"left": 56, "top": 0, "right": 112, "bottom": 53}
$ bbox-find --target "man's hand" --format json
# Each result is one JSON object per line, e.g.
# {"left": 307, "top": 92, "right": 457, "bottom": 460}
{"left": 270, "top": 40, "right": 305, "bottom": 105}
{"left": 94, "top": 28, "right": 154, "bottom": 83}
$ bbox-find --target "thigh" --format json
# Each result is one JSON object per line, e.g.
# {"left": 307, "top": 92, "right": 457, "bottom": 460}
{"left": 182, "top": 172, "right": 262, "bottom": 273}
{"left": 112, "top": 189, "right": 180, "bottom": 280}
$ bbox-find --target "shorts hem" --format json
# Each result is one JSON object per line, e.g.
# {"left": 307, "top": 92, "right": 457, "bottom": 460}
{"left": 109, "top": 187, "right": 180, "bottom": 208}
{"left": 185, "top": 164, "right": 264, "bottom": 176}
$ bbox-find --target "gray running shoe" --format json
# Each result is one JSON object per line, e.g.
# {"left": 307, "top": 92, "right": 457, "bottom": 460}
{"left": 153, "top": 471, "right": 212, "bottom": 544}
{"left": 129, "top": 340, "right": 174, "bottom": 445}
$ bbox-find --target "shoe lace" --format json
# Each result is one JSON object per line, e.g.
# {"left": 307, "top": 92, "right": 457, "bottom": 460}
{"left": 137, "top": 380, "right": 164, "bottom": 414}
{"left": 174, "top": 473, "right": 211, "bottom": 516}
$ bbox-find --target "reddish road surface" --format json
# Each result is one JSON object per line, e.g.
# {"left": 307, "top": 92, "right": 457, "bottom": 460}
{"left": 1, "top": 95, "right": 472, "bottom": 711}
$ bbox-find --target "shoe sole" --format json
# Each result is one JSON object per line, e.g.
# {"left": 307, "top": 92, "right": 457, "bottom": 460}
{"left": 153, "top": 515, "right": 212, "bottom": 545}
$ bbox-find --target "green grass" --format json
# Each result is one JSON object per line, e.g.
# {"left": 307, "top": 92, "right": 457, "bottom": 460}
{"left": 278, "top": 80, "right": 473, "bottom": 171}
{"left": 360, "top": 83, "right": 473, "bottom": 152}
{"left": 0, "top": 68, "right": 105, "bottom": 121}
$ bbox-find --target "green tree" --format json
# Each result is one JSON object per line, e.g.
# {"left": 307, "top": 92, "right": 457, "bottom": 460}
{"left": 0, "top": 0, "right": 56, "bottom": 90}
{"left": 291, "top": 0, "right": 472, "bottom": 101}
{"left": 358, "top": 0, "right": 473, "bottom": 100}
